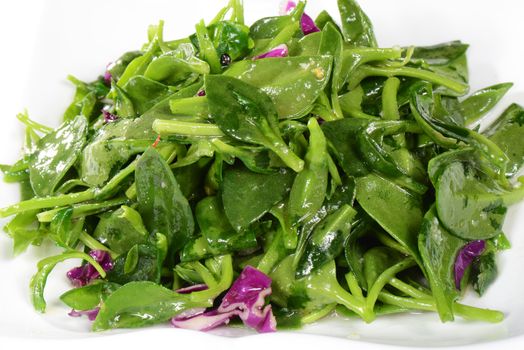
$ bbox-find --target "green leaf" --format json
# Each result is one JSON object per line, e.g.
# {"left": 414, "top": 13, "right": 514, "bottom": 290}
{"left": 484, "top": 103, "right": 524, "bottom": 177}
{"left": 222, "top": 164, "right": 295, "bottom": 232}
{"left": 461, "top": 83, "right": 513, "bottom": 125}
{"left": 434, "top": 161, "right": 507, "bottom": 240}
{"left": 418, "top": 206, "right": 464, "bottom": 322}
{"left": 355, "top": 173, "right": 424, "bottom": 264}
{"left": 205, "top": 74, "right": 303, "bottom": 171}
{"left": 93, "top": 205, "right": 148, "bottom": 254}
{"left": 92, "top": 281, "right": 209, "bottom": 331}
{"left": 224, "top": 55, "right": 333, "bottom": 119}
{"left": 29, "top": 115, "right": 88, "bottom": 197}
{"left": 49, "top": 208, "right": 81, "bottom": 249}
{"left": 124, "top": 245, "right": 140, "bottom": 275}
{"left": 60, "top": 282, "right": 120, "bottom": 311}
{"left": 136, "top": 147, "right": 194, "bottom": 256}
{"left": 337, "top": 0, "right": 377, "bottom": 47}
{"left": 471, "top": 252, "right": 498, "bottom": 296}
{"left": 296, "top": 204, "right": 356, "bottom": 278}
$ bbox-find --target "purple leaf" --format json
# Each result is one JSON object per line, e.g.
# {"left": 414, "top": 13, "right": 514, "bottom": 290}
{"left": 68, "top": 307, "right": 100, "bottom": 321}
{"left": 172, "top": 265, "right": 277, "bottom": 333}
{"left": 454, "top": 240, "right": 486, "bottom": 289}
{"left": 66, "top": 250, "right": 113, "bottom": 288}
{"left": 254, "top": 44, "right": 289, "bottom": 60}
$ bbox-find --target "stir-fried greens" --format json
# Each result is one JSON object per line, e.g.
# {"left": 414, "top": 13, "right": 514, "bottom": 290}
{"left": 2, "top": 0, "right": 524, "bottom": 333}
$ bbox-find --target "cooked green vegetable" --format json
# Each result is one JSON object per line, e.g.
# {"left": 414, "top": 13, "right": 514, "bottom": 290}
{"left": 1, "top": 0, "right": 522, "bottom": 335}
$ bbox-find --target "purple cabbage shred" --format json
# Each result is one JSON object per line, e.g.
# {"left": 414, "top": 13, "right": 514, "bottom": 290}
{"left": 254, "top": 44, "right": 289, "bottom": 60}
{"left": 104, "top": 62, "right": 113, "bottom": 85}
{"left": 103, "top": 110, "right": 118, "bottom": 123}
{"left": 171, "top": 265, "right": 277, "bottom": 333}
{"left": 454, "top": 240, "right": 486, "bottom": 289}
{"left": 197, "top": 90, "right": 206, "bottom": 97}
{"left": 68, "top": 308, "right": 100, "bottom": 321}
{"left": 66, "top": 250, "right": 113, "bottom": 288}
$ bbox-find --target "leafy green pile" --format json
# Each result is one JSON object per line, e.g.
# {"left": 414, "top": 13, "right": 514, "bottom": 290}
{"left": 2, "top": 0, "right": 524, "bottom": 332}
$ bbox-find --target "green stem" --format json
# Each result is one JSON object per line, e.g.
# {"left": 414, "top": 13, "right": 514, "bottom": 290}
{"left": 190, "top": 255, "right": 233, "bottom": 303}
{"left": 152, "top": 119, "right": 225, "bottom": 137}
{"left": 352, "top": 65, "right": 468, "bottom": 95}
{"left": 264, "top": 133, "right": 304, "bottom": 172}
{"left": 257, "top": 230, "right": 285, "bottom": 274}
{"left": 382, "top": 77, "right": 402, "bottom": 133}
{"left": 0, "top": 159, "right": 137, "bottom": 217}
{"left": 388, "top": 278, "right": 430, "bottom": 300}
{"left": 0, "top": 190, "right": 95, "bottom": 218}
{"left": 378, "top": 291, "right": 435, "bottom": 312}
{"left": 169, "top": 97, "right": 209, "bottom": 118}
{"left": 79, "top": 231, "right": 117, "bottom": 259}
{"left": 301, "top": 304, "right": 337, "bottom": 325}
{"left": 332, "top": 283, "right": 373, "bottom": 323}
{"left": 37, "top": 198, "right": 129, "bottom": 222}
{"left": 454, "top": 303, "right": 504, "bottom": 323}
{"left": 379, "top": 291, "right": 504, "bottom": 323}
{"left": 195, "top": 20, "right": 221, "bottom": 73}
{"left": 345, "top": 272, "right": 365, "bottom": 301}
{"left": 17, "top": 112, "right": 53, "bottom": 134}
{"left": 366, "top": 258, "right": 416, "bottom": 313}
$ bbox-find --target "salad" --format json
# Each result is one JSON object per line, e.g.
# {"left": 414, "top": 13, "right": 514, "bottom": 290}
{"left": 1, "top": 0, "right": 524, "bottom": 334}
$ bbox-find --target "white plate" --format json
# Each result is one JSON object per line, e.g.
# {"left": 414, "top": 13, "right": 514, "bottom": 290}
{"left": 1, "top": 0, "right": 524, "bottom": 349}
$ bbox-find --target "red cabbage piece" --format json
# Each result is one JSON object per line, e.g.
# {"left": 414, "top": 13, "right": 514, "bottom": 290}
{"left": 454, "top": 240, "right": 486, "bottom": 289}
{"left": 197, "top": 90, "right": 206, "bottom": 97}
{"left": 102, "top": 110, "right": 118, "bottom": 123}
{"left": 67, "top": 250, "right": 113, "bottom": 287}
{"left": 68, "top": 307, "right": 100, "bottom": 321}
{"left": 300, "top": 13, "right": 320, "bottom": 35}
{"left": 172, "top": 266, "right": 277, "bottom": 333}
{"left": 103, "top": 62, "right": 113, "bottom": 85}
{"left": 280, "top": 1, "right": 320, "bottom": 35}
{"left": 254, "top": 44, "right": 289, "bottom": 60}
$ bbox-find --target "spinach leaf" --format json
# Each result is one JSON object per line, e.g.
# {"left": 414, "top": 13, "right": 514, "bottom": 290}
{"left": 461, "top": 83, "right": 513, "bottom": 125}
{"left": 92, "top": 281, "right": 209, "bottom": 331}
{"left": 107, "top": 244, "right": 162, "bottom": 284}
{"left": 224, "top": 55, "right": 333, "bottom": 119}
{"left": 29, "top": 115, "right": 88, "bottom": 197}
{"left": 191, "top": 21, "right": 253, "bottom": 61}
{"left": 4, "top": 210, "right": 43, "bottom": 256}
{"left": 355, "top": 173, "right": 424, "bottom": 264}
{"left": 337, "top": 0, "right": 377, "bottom": 47}
{"left": 93, "top": 205, "right": 149, "bottom": 254}
{"left": 222, "top": 164, "right": 295, "bottom": 232}
{"left": 434, "top": 161, "right": 507, "bottom": 240}
{"left": 136, "top": 148, "right": 194, "bottom": 256}
{"left": 484, "top": 103, "right": 524, "bottom": 177}
{"left": 471, "top": 251, "right": 498, "bottom": 296}
{"left": 418, "top": 206, "right": 464, "bottom": 322}
{"left": 205, "top": 75, "right": 304, "bottom": 171}
{"left": 296, "top": 204, "right": 356, "bottom": 278}
{"left": 187, "top": 196, "right": 258, "bottom": 259}
{"left": 60, "top": 282, "right": 120, "bottom": 311}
